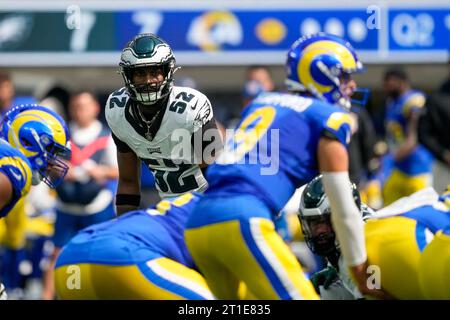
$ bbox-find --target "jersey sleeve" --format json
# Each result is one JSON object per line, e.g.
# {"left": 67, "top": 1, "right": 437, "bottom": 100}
{"left": 322, "top": 111, "right": 354, "bottom": 147}
{"left": 192, "top": 95, "right": 214, "bottom": 131}
{"left": 0, "top": 155, "right": 32, "bottom": 217}
{"left": 191, "top": 118, "right": 223, "bottom": 165}
{"left": 105, "top": 88, "right": 133, "bottom": 154}
{"left": 402, "top": 92, "right": 426, "bottom": 118}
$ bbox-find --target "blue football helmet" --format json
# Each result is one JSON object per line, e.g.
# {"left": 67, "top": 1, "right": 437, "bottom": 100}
{"left": 285, "top": 33, "right": 369, "bottom": 109}
{"left": 1, "top": 104, "right": 71, "bottom": 188}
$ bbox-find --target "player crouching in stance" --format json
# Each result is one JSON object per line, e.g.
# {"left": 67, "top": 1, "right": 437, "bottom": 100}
{"left": 299, "top": 175, "right": 450, "bottom": 299}
{"left": 0, "top": 104, "right": 71, "bottom": 299}
{"left": 54, "top": 193, "right": 214, "bottom": 300}
{"left": 0, "top": 104, "right": 71, "bottom": 218}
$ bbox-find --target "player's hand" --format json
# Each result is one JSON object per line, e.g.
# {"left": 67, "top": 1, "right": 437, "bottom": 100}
{"left": 349, "top": 261, "right": 395, "bottom": 300}
{"left": 310, "top": 266, "right": 338, "bottom": 293}
{"left": 86, "top": 166, "right": 107, "bottom": 184}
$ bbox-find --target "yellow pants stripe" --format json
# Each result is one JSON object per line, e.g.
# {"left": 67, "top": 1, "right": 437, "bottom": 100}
{"left": 185, "top": 218, "right": 319, "bottom": 300}
{"left": 55, "top": 257, "right": 213, "bottom": 300}
{"left": 250, "top": 218, "right": 317, "bottom": 300}
{"left": 146, "top": 258, "right": 215, "bottom": 300}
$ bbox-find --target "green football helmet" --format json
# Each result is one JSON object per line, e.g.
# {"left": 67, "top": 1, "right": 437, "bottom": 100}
{"left": 119, "top": 33, "right": 178, "bottom": 105}
{"left": 298, "top": 175, "right": 362, "bottom": 260}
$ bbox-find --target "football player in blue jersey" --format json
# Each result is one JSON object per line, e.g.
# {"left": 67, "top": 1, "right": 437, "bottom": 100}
{"left": 299, "top": 176, "right": 450, "bottom": 299}
{"left": 382, "top": 69, "right": 434, "bottom": 204}
{"left": 0, "top": 104, "right": 71, "bottom": 218}
{"left": 0, "top": 104, "right": 71, "bottom": 298}
{"left": 54, "top": 193, "right": 214, "bottom": 300}
{"left": 185, "top": 33, "right": 390, "bottom": 300}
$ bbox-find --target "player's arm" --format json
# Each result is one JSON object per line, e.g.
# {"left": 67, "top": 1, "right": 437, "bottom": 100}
{"left": 394, "top": 94, "right": 425, "bottom": 162}
{"left": 191, "top": 96, "right": 223, "bottom": 170}
{"left": 192, "top": 118, "right": 223, "bottom": 170}
{"left": 0, "top": 172, "right": 13, "bottom": 214}
{"left": 112, "top": 132, "right": 141, "bottom": 216}
{"left": 393, "top": 110, "right": 420, "bottom": 162}
{"left": 318, "top": 137, "right": 393, "bottom": 299}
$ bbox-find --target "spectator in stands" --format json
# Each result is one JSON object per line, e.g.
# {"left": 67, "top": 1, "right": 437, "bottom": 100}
{"left": 0, "top": 71, "right": 14, "bottom": 114}
{"left": 226, "top": 65, "right": 276, "bottom": 130}
{"left": 242, "top": 65, "right": 275, "bottom": 107}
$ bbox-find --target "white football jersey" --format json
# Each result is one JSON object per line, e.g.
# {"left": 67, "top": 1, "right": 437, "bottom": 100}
{"left": 105, "top": 86, "right": 213, "bottom": 198}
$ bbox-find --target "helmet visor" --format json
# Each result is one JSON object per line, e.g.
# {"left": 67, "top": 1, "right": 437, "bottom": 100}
{"left": 123, "top": 64, "right": 173, "bottom": 105}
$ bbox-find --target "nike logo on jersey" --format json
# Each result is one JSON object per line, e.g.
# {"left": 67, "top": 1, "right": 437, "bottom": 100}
{"left": 191, "top": 100, "right": 199, "bottom": 110}
{"left": 193, "top": 101, "right": 212, "bottom": 127}
{"left": 10, "top": 170, "right": 22, "bottom": 182}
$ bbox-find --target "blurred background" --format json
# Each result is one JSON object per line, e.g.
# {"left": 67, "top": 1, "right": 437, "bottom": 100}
{"left": 0, "top": 0, "right": 449, "bottom": 299}
{"left": 1, "top": 0, "right": 449, "bottom": 125}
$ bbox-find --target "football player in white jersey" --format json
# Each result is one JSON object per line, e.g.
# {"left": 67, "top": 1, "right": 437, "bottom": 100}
{"left": 105, "top": 34, "right": 223, "bottom": 214}
{"left": 299, "top": 175, "right": 450, "bottom": 299}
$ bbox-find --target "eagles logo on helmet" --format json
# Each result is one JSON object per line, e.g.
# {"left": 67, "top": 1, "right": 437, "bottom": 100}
{"left": 298, "top": 175, "right": 361, "bottom": 265}
{"left": 298, "top": 175, "right": 375, "bottom": 267}
{"left": 119, "top": 33, "right": 179, "bottom": 106}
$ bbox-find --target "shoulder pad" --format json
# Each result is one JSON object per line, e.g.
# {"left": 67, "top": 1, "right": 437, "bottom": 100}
{"left": 171, "top": 87, "right": 213, "bottom": 128}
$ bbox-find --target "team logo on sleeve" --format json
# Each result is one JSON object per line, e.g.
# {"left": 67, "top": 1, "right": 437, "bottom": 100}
{"left": 10, "top": 169, "right": 22, "bottom": 182}
{"left": 193, "top": 101, "right": 212, "bottom": 127}
{"left": 326, "top": 112, "right": 354, "bottom": 144}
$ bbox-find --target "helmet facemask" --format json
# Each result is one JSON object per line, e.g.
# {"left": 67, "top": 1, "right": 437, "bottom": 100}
{"left": 119, "top": 34, "right": 179, "bottom": 106}
{"left": 120, "top": 60, "right": 177, "bottom": 106}
{"left": 336, "top": 71, "right": 354, "bottom": 110}
{"left": 337, "top": 71, "right": 370, "bottom": 109}
{"left": 38, "top": 136, "right": 71, "bottom": 188}
{"left": 4, "top": 111, "right": 71, "bottom": 188}
{"left": 300, "top": 212, "right": 339, "bottom": 257}
{"left": 285, "top": 33, "right": 369, "bottom": 109}
{"left": 298, "top": 175, "right": 362, "bottom": 262}
{"left": 23, "top": 129, "right": 71, "bottom": 188}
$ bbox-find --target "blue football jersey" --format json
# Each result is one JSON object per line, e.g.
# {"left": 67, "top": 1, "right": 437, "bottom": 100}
{"left": 375, "top": 188, "right": 450, "bottom": 248}
{"left": 206, "top": 92, "right": 353, "bottom": 214}
{"left": 401, "top": 204, "right": 450, "bottom": 238}
{"left": 0, "top": 138, "right": 33, "bottom": 218}
{"left": 385, "top": 90, "right": 433, "bottom": 175}
{"left": 64, "top": 193, "right": 200, "bottom": 268}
